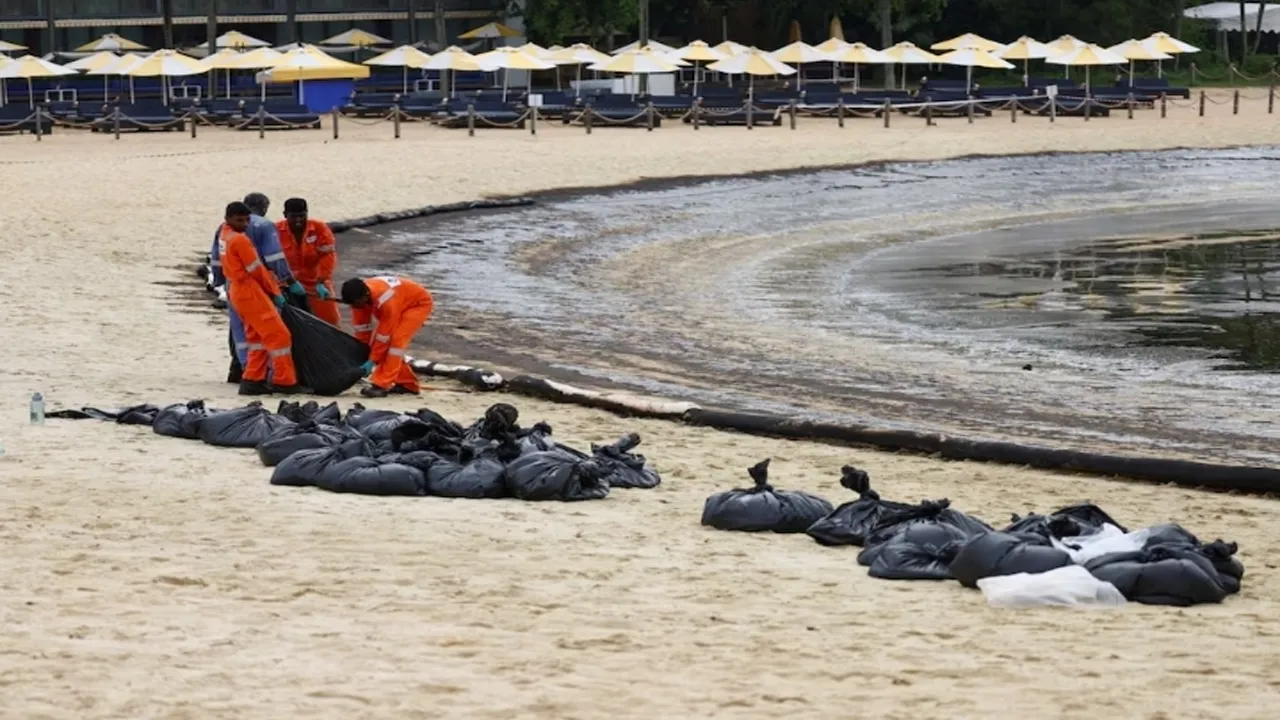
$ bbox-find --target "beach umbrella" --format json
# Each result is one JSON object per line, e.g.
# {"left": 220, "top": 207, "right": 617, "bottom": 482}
{"left": 476, "top": 47, "right": 554, "bottom": 101}
{"left": 613, "top": 39, "right": 678, "bottom": 55}
{"left": 1142, "top": 32, "right": 1199, "bottom": 77}
{"left": 257, "top": 45, "right": 369, "bottom": 103}
{"left": 191, "top": 30, "right": 270, "bottom": 56}
{"left": 997, "top": 35, "right": 1050, "bottom": 85}
{"left": 1045, "top": 34, "right": 1086, "bottom": 77}
{"left": 0, "top": 55, "right": 77, "bottom": 108}
{"left": 0, "top": 54, "right": 8, "bottom": 105}
{"left": 66, "top": 50, "right": 119, "bottom": 72}
{"left": 772, "top": 41, "right": 834, "bottom": 90}
{"left": 321, "top": 28, "right": 392, "bottom": 48}
{"left": 832, "top": 42, "right": 892, "bottom": 93}
{"left": 364, "top": 45, "right": 433, "bottom": 93}
{"left": 707, "top": 47, "right": 796, "bottom": 98}
{"left": 86, "top": 51, "right": 143, "bottom": 102}
{"left": 0, "top": 40, "right": 27, "bottom": 53}
{"left": 549, "top": 43, "right": 610, "bottom": 95}
{"left": 459, "top": 22, "right": 521, "bottom": 40}
{"left": 882, "top": 40, "right": 940, "bottom": 87}
{"left": 931, "top": 33, "right": 1003, "bottom": 53}
{"left": 421, "top": 45, "right": 482, "bottom": 97}
{"left": 1046, "top": 43, "right": 1126, "bottom": 94}
{"left": 815, "top": 37, "right": 850, "bottom": 55}
{"left": 713, "top": 40, "right": 748, "bottom": 57}
{"left": 1108, "top": 39, "right": 1172, "bottom": 86}
{"left": 197, "top": 48, "right": 246, "bottom": 98}
{"left": 589, "top": 48, "right": 681, "bottom": 96}
{"left": 127, "top": 49, "right": 206, "bottom": 105}
{"left": 936, "top": 46, "right": 1014, "bottom": 92}
{"left": 232, "top": 47, "right": 284, "bottom": 70}
{"left": 76, "top": 33, "right": 147, "bottom": 53}
{"left": 516, "top": 42, "right": 552, "bottom": 58}
{"left": 673, "top": 40, "right": 725, "bottom": 95}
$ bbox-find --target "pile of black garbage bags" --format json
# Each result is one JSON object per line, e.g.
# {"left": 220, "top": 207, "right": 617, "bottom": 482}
{"left": 50, "top": 399, "right": 661, "bottom": 501}
{"left": 702, "top": 459, "right": 1244, "bottom": 607}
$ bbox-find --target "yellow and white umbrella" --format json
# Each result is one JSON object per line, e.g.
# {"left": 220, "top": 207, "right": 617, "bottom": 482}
{"left": 66, "top": 50, "right": 119, "bottom": 72}
{"left": 931, "top": 33, "right": 1003, "bottom": 53}
{"left": 613, "top": 39, "right": 678, "bottom": 55}
{"left": 420, "top": 46, "right": 481, "bottom": 97}
{"left": 589, "top": 48, "right": 681, "bottom": 74}
{"left": 232, "top": 47, "right": 284, "bottom": 70}
{"left": 0, "top": 54, "right": 8, "bottom": 106}
{"left": 882, "top": 40, "right": 940, "bottom": 88}
{"left": 674, "top": 40, "right": 725, "bottom": 94}
{"left": 936, "top": 46, "right": 1014, "bottom": 91}
{"left": 713, "top": 40, "right": 748, "bottom": 57}
{"left": 1108, "top": 39, "right": 1171, "bottom": 86}
{"left": 76, "top": 33, "right": 147, "bottom": 53}
{"left": 0, "top": 40, "right": 27, "bottom": 53}
{"left": 516, "top": 42, "right": 552, "bottom": 58}
{"left": 1046, "top": 43, "right": 1125, "bottom": 92}
{"left": 191, "top": 30, "right": 270, "bottom": 55}
{"left": 815, "top": 37, "right": 849, "bottom": 55}
{"left": 1047, "top": 34, "right": 1086, "bottom": 55}
{"left": 0, "top": 55, "right": 77, "bottom": 108}
{"left": 257, "top": 45, "right": 370, "bottom": 102}
{"left": 832, "top": 42, "right": 891, "bottom": 92}
{"left": 1141, "top": 32, "right": 1198, "bottom": 77}
{"left": 772, "top": 41, "right": 835, "bottom": 89}
{"left": 197, "top": 48, "right": 246, "bottom": 98}
{"left": 127, "top": 49, "right": 206, "bottom": 105}
{"left": 321, "top": 28, "right": 392, "bottom": 48}
{"left": 476, "top": 47, "right": 554, "bottom": 100}
{"left": 365, "top": 45, "right": 434, "bottom": 93}
{"left": 549, "top": 43, "right": 611, "bottom": 95}
{"left": 707, "top": 47, "right": 796, "bottom": 96}
{"left": 998, "top": 36, "right": 1050, "bottom": 85}
{"left": 459, "top": 22, "right": 521, "bottom": 40}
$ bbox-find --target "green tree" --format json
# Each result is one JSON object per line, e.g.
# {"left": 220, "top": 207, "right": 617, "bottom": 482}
{"left": 519, "top": 0, "right": 639, "bottom": 46}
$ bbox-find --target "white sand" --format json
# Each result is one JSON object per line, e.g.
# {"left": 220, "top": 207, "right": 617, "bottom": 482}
{"left": 2, "top": 94, "right": 1280, "bottom": 719}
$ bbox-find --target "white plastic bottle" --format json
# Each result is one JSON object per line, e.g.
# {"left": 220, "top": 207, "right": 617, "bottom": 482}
{"left": 30, "top": 392, "right": 44, "bottom": 425}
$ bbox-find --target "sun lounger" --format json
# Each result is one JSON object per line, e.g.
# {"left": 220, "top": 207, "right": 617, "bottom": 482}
{"left": 1035, "top": 97, "right": 1112, "bottom": 117}
{"left": 438, "top": 101, "right": 527, "bottom": 129}
{"left": 236, "top": 102, "right": 322, "bottom": 130}
{"left": 1114, "top": 77, "right": 1190, "bottom": 99}
{"left": 914, "top": 92, "right": 992, "bottom": 117}
{"left": 0, "top": 105, "right": 51, "bottom": 135}
{"left": 684, "top": 106, "right": 781, "bottom": 126}
{"left": 340, "top": 92, "right": 400, "bottom": 116}
{"left": 529, "top": 90, "right": 578, "bottom": 118}
{"left": 90, "top": 102, "right": 182, "bottom": 132}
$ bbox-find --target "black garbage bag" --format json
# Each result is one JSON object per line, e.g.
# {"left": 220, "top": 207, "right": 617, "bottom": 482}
{"left": 1143, "top": 523, "right": 1202, "bottom": 548}
{"left": 49, "top": 404, "right": 161, "bottom": 425}
{"left": 404, "top": 446, "right": 508, "bottom": 498}
{"left": 1191, "top": 540, "right": 1245, "bottom": 595}
{"left": 868, "top": 523, "right": 970, "bottom": 581}
{"left": 153, "top": 400, "right": 214, "bottom": 439}
{"left": 700, "top": 459, "right": 834, "bottom": 533}
{"left": 590, "top": 433, "right": 661, "bottom": 489}
{"left": 280, "top": 304, "right": 369, "bottom": 397}
{"left": 344, "top": 406, "right": 413, "bottom": 449}
{"left": 315, "top": 456, "right": 425, "bottom": 496}
{"left": 504, "top": 450, "right": 610, "bottom": 501}
{"left": 949, "top": 531, "right": 1075, "bottom": 589}
{"left": 863, "top": 498, "right": 993, "bottom": 552}
{"left": 1085, "top": 545, "right": 1227, "bottom": 606}
{"left": 200, "top": 403, "right": 295, "bottom": 448}
{"left": 271, "top": 441, "right": 375, "bottom": 487}
{"left": 1005, "top": 503, "right": 1129, "bottom": 540}
{"left": 255, "top": 420, "right": 367, "bottom": 467}
{"left": 516, "top": 421, "right": 559, "bottom": 455}
{"left": 806, "top": 466, "right": 913, "bottom": 547}
{"left": 463, "top": 403, "right": 521, "bottom": 447}
{"left": 276, "top": 400, "right": 342, "bottom": 425}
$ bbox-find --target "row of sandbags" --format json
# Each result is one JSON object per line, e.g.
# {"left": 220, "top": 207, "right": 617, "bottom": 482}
{"left": 700, "top": 459, "right": 1244, "bottom": 607}
{"left": 51, "top": 399, "right": 661, "bottom": 501}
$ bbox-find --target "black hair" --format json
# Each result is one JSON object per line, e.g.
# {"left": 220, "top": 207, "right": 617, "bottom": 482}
{"left": 340, "top": 278, "right": 371, "bottom": 304}
{"left": 225, "top": 201, "right": 252, "bottom": 218}
{"left": 243, "top": 192, "right": 270, "bottom": 214}
{"left": 284, "top": 197, "right": 308, "bottom": 215}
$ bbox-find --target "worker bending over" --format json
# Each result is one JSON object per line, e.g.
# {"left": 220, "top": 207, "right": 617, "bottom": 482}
{"left": 341, "top": 276, "right": 434, "bottom": 398}
{"left": 220, "top": 201, "right": 306, "bottom": 396}
{"left": 210, "top": 192, "right": 306, "bottom": 382}
{"left": 275, "top": 197, "right": 340, "bottom": 326}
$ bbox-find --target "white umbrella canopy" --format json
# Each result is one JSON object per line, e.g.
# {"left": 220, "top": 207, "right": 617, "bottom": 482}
{"left": 771, "top": 41, "right": 833, "bottom": 64}
{"left": 75, "top": 33, "right": 147, "bottom": 53}
{"left": 320, "top": 29, "right": 392, "bottom": 48}
{"left": 419, "top": 46, "right": 481, "bottom": 98}
{"left": 548, "top": 43, "right": 611, "bottom": 96}
{"left": 831, "top": 43, "right": 891, "bottom": 92}
{"left": 233, "top": 47, "right": 285, "bottom": 69}
{"left": 1047, "top": 43, "right": 1126, "bottom": 92}
{"left": 364, "top": 45, "right": 434, "bottom": 93}
{"left": 588, "top": 48, "right": 681, "bottom": 74}
{"left": 0, "top": 55, "right": 77, "bottom": 108}
{"left": 673, "top": 41, "right": 725, "bottom": 95}
{"left": 612, "top": 39, "right": 678, "bottom": 55}
{"left": 1108, "top": 39, "right": 1171, "bottom": 86}
{"left": 998, "top": 36, "right": 1051, "bottom": 85}
{"left": 814, "top": 37, "right": 851, "bottom": 55}
{"left": 932, "top": 33, "right": 1004, "bottom": 53}
{"left": 936, "top": 47, "right": 1014, "bottom": 92}
{"left": 197, "top": 48, "right": 245, "bottom": 98}
{"left": 476, "top": 47, "right": 556, "bottom": 100}
{"left": 713, "top": 40, "right": 748, "bottom": 56}
{"left": 126, "top": 49, "right": 205, "bottom": 77}
{"left": 1140, "top": 32, "right": 1198, "bottom": 77}
{"left": 190, "top": 30, "right": 271, "bottom": 56}
{"left": 66, "top": 50, "right": 119, "bottom": 72}
{"left": 0, "top": 40, "right": 28, "bottom": 53}
{"left": 707, "top": 47, "right": 796, "bottom": 96}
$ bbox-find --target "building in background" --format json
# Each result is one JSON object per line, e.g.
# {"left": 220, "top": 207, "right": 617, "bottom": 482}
{"left": 0, "top": 0, "right": 512, "bottom": 55}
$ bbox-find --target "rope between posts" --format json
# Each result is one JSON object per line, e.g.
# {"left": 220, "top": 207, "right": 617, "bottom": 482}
{"left": 345, "top": 110, "right": 397, "bottom": 126}
{"left": 118, "top": 112, "right": 186, "bottom": 130}
{"left": 259, "top": 110, "right": 322, "bottom": 129}
{"left": 1203, "top": 92, "right": 1232, "bottom": 105}
{"left": 570, "top": 107, "right": 649, "bottom": 125}
{"left": 0, "top": 111, "right": 37, "bottom": 131}
{"left": 51, "top": 115, "right": 101, "bottom": 129}
{"left": 472, "top": 108, "right": 532, "bottom": 128}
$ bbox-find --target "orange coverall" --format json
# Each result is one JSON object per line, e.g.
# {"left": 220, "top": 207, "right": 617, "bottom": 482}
{"left": 220, "top": 225, "right": 298, "bottom": 387}
{"left": 352, "top": 276, "right": 434, "bottom": 392}
{"left": 275, "top": 218, "right": 340, "bottom": 326}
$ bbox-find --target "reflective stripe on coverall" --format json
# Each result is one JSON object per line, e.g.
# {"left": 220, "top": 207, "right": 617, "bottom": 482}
{"left": 275, "top": 217, "right": 340, "bottom": 326}
{"left": 210, "top": 214, "right": 293, "bottom": 365}
{"left": 351, "top": 276, "right": 434, "bottom": 392}
{"left": 219, "top": 225, "right": 297, "bottom": 386}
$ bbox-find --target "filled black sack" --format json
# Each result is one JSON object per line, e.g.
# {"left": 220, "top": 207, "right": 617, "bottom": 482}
{"left": 701, "top": 459, "right": 834, "bottom": 533}
{"left": 1191, "top": 540, "right": 1245, "bottom": 595}
{"left": 517, "top": 421, "right": 559, "bottom": 455}
{"left": 280, "top": 304, "right": 369, "bottom": 397}
{"left": 868, "top": 523, "right": 970, "bottom": 581}
{"left": 949, "top": 531, "right": 1075, "bottom": 589}
{"left": 864, "top": 498, "right": 993, "bottom": 551}
{"left": 1085, "top": 545, "right": 1227, "bottom": 606}
{"left": 153, "top": 400, "right": 214, "bottom": 439}
{"left": 255, "top": 420, "right": 367, "bottom": 467}
{"left": 806, "top": 466, "right": 913, "bottom": 547}
{"left": 315, "top": 456, "right": 425, "bottom": 496}
{"left": 1143, "top": 523, "right": 1202, "bottom": 548}
{"left": 591, "top": 433, "right": 661, "bottom": 489}
{"left": 271, "top": 442, "right": 375, "bottom": 487}
{"left": 276, "top": 400, "right": 341, "bottom": 425}
{"left": 49, "top": 404, "right": 161, "bottom": 424}
{"left": 504, "top": 450, "right": 610, "bottom": 502}
{"left": 463, "top": 403, "right": 521, "bottom": 447}
{"left": 410, "top": 446, "right": 508, "bottom": 498}
{"left": 1004, "top": 503, "right": 1128, "bottom": 539}
{"left": 200, "top": 403, "right": 295, "bottom": 449}
{"left": 344, "top": 405, "right": 413, "bottom": 449}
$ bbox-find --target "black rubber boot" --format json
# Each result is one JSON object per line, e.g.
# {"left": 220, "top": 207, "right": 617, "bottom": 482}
{"left": 269, "top": 384, "right": 312, "bottom": 396}
{"left": 390, "top": 385, "right": 420, "bottom": 395}
{"left": 360, "top": 385, "right": 390, "bottom": 398}
{"left": 239, "top": 381, "right": 270, "bottom": 396}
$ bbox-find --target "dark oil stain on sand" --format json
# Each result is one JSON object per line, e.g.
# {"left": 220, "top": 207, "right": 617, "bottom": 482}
{"left": 342, "top": 147, "right": 1280, "bottom": 466}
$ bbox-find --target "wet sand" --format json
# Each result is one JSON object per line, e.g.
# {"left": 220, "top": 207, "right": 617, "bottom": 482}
{"left": 2, "top": 97, "right": 1280, "bottom": 718}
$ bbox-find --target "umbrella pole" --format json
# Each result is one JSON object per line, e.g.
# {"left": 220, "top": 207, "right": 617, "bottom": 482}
{"left": 402, "top": 66, "right": 407, "bottom": 94}
{"left": 27, "top": 78, "right": 33, "bottom": 109}
{"left": 226, "top": 70, "right": 231, "bottom": 98}
{"left": 576, "top": 64, "right": 581, "bottom": 96}
{"left": 129, "top": 77, "right": 135, "bottom": 103}
{"left": 693, "top": 61, "right": 699, "bottom": 96}
{"left": 1024, "top": 58, "right": 1029, "bottom": 86}
{"left": 1085, "top": 66, "right": 1091, "bottom": 97}
{"left": 1157, "top": 59, "right": 1164, "bottom": 78}
{"left": 854, "top": 64, "right": 860, "bottom": 93}
{"left": 1129, "top": 60, "right": 1134, "bottom": 87}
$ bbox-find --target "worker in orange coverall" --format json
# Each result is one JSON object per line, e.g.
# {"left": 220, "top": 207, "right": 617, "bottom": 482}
{"left": 220, "top": 201, "right": 306, "bottom": 396}
{"left": 275, "top": 197, "right": 341, "bottom": 326}
{"left": 340, "top": 275, "right": 434, "bottom": 398}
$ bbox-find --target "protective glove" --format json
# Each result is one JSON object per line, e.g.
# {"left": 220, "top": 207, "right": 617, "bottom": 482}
{"left": 316, "top": 283, "right": 331, "bottom": 300}
{"left": 272, "top": 293, "right": 287, "bottom": 309}
{"left": 288, "top": 281, "right": 307, "bottom": 297}
{"left": 360, "top": 361, "right": 375, "bottom": 377}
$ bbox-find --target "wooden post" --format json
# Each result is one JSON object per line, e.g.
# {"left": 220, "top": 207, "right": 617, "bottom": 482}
{"left": 966, "top": 97, "right": 974, "bottom": 124}
{"left": 1010, "top": 100, "right": 1017, "bottom": 123}
{"left": 1084, "top": 96, "right": 1091, "bottom": 122}
{"left": 1199, "top": 90, "right": 1205, "bottom": 117}
{"left": 1127, "top": 92, "right": 1134, "bottom": 119}
{"left": 1270, "top": 85, "right": 1276, "bottom": 114}
{"left": 746, "top": 99, "right": 754, "bottom": 130}
{"left": 788, "top": 101, "right": 796, "bottom": 130}
{"left": 113, "top": 107, "right": 121, "bottom": 139}
{"left": 190, "top": 112, "right": 197, "bottom": 138}
{"left": 646, "top": 102, "right": 654, "bottom": 131}
{"left": 924, "top": 99, "right": 931, "bottom": 126}
{"left": 1233, "top": 89, "right": 1240, "bottom": 115}
{"left": 693, "top": 99, "right": 701, "bottom": 130}
{"left": 883, "top": 98, "right": 891, "bottom": 128}
{"left": 34, "top": 108, "right": 42, "bottom": 141}
{"left": 1160, "top": 93, "right": 1167, "bottom": 118}
{"left": 530, "top": 107, "right": 538, "bottom": 135}
{"left": 837, "top": 97, "right": 845, "bottom": 128}
{"left": 393, "top": 106, "right": 401, "bottom": 138}
{"left": 332, "top": 108, "right": 339, "bottom": 139}
{"left": 467, "top": 103, "right": 475, "bottom": 136}
{"left": 585, "top": 108, "right": 592, "bottom": 134}
{"left": 258, "top": 108, "right": 265, "bottom": 139}
{"left": 1049, "top": 97, "right": 1056, "bottom": 123}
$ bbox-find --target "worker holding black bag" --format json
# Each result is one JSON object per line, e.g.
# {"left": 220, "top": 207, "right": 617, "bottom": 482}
{"left": 340, "top": 276, "right": 435, "bottom": 398}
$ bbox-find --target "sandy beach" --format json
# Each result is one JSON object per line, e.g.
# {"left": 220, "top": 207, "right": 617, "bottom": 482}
{"left": 2, "top": 94, "right": 1280, "bottom": 718}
